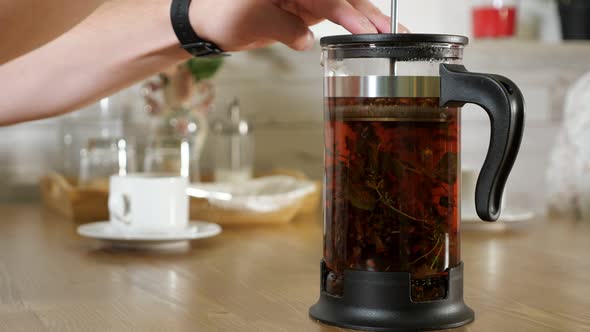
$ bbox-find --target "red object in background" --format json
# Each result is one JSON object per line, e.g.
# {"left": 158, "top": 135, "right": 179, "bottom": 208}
{"left": 472, "top": 6, "right": 517, "bottom": 38}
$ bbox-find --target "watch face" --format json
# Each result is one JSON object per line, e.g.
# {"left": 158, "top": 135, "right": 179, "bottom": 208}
{"left": 183, "top": 42, "right": 226, "bottom": 57}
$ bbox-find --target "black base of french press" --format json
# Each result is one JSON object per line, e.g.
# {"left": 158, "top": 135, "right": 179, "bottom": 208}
{"left": 309, "top": 261, "right": 474, "bottom": 332}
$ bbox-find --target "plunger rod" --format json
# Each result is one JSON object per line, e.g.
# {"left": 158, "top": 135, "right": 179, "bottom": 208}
{"left": 390, "top": 0, "right": 399, "bottom": 75}
{"left": 391, "top": 0, "right": 399, "bottom": 34}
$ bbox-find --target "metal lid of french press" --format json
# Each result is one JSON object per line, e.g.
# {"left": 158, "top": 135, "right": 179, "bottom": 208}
{"left": 212, "top": 98, "right": 251, "bottom": 136}
{"left": 320, "top": 34, "right": 469, "bottom": 47}
{"left": 321, "top": 34, "right": 468, "bottom": 61}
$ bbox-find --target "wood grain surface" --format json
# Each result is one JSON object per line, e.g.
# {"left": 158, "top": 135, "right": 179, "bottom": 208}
{"left": 0, "top": 203, "right": 588, "bottom": 332}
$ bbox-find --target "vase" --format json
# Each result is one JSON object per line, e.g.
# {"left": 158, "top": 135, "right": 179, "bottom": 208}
{"left": 140, "top": 64, "right": 215, "bottom": 180}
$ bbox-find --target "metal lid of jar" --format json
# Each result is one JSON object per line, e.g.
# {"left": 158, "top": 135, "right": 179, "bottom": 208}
{"left": 320, "top": 34, "right": 469, "bottom": 47}
{"left": 326, "top": 76, "right": 442, "bottom": 98}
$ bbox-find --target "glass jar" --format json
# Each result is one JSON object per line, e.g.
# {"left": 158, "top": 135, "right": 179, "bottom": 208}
{"left": 79, "top": 137, "right": 136, "bottom": 186}
{"left": 320, "top": 34, "right": 524, "bottom": 302}
{"left": 143, "top": 136, "right": 199, "bottom": 181}
{"left": 140, "top": 63, "right": 214, "bottom": 179}
{"left": 210, "top": 99, "right": 254, "bottom": 182}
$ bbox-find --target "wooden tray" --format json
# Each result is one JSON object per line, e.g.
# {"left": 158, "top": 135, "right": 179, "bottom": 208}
{"left": 40, "top": 173, "right": 110, "bottom": 223}
{"left": 40, "top": 170, "right": 321, "bottom": 225}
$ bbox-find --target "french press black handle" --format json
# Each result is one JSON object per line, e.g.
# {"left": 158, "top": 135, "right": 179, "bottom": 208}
{"left": 439, "top": 64, "right": 525, "bottom": 222}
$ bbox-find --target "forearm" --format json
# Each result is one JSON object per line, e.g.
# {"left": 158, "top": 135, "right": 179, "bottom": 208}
{"left": 0, "top": 0, "right": 105, "bottom": 64}
{"left": 0, "top": 0, "right": 394, "bottom": 125}
{"left": 0, "top": 0, "right": 190, "bottom": 125}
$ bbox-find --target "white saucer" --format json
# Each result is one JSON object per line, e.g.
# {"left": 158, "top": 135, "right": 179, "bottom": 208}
{"left": 462, "top": 208, "right": 535, "bottom": 232}
{"left": 77, "top": 221, "right": 222, "bottom": 248}
{"left": 462, "top": 207, "right": 535, "bottom": 223}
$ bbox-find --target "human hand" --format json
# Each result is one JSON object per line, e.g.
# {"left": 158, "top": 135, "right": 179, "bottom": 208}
{"left": 189, "top": 0, "right": 408, "bottom": 52}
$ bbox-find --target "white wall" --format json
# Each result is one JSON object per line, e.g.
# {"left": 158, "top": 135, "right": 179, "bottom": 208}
{"left": 2, "top": 41, "right": 589, "bottom": 214}
{"left": 203, "top": 41, "right": 590, "bottom": 214}
{"left": 311, "top": 0, "right": 561, "bottom": 42}
{"left": 0, "top": 0, "right": 575, "bottom": 211}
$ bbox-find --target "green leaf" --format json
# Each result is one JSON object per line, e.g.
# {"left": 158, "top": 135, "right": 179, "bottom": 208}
{"left": 186, "top": 57, "right": 224, "bottom": 81}
{"left": 348, "top": 160, "right": 364, "bottom": 184}
{"left": 433, "top": 152, "right": 458, "bottom": 184}
{"left": 346, "top": 183, "right": 377, "bottom": 211}
{"left": 383, "top": 155, "right": 405, "bottom": 179}
{"left": 369, "top": 144, "right": 380, "bottom": 171}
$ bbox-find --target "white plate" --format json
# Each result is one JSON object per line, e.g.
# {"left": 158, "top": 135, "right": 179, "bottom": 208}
{"left": 77, "top": 221, "right": 222, "bottom": 247}
{"left": 187, "top": 175, "right": 317, "bottom": 213}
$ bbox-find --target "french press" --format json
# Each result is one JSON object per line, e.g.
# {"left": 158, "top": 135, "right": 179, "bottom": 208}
{"left": 309, "top": 33, "right": 525, "bottom": 331}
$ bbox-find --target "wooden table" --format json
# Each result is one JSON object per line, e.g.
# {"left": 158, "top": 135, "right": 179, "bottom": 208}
{"left": 0, "top": 203, "right": 589, "bottom": 332}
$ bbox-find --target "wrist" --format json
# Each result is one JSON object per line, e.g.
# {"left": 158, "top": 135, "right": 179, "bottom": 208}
{"left": 125, "top": 0, "right": 192, "bottom": 62}
{"left": 154, "top": 0, "right": 194, "bottom": 61}
{"left": 170, "top": 0, "right": 226, "bottom": 57}
{"left": 186, "top": 0, "right": 226, "bottom": 50}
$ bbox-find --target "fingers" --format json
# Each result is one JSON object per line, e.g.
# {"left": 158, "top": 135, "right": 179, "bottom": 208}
{"left": 396, "top": 24, "right": 410, "bottom": 33}
{"left": 348, "top": 0, "right": 410, "bottom": 33}
{"left": 263, "top": 4, "right": 315, "bottom": 50}
{"left": 279, "top": 0, "right": 408, "bottom": 35}
{"left": 300, "top": 0, "right": 378, "bottom": 34}
{"left": 347, "top": 0, "right": 390, "bottom": 33}
{"left": 272, "top": 0, "right": 323, "bottom": 26}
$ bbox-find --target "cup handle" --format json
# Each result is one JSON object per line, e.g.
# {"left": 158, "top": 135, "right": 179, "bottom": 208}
{"left": 440, "top": 64, "right": 525, "bottom": 221}
{"left": 108, "top": 192, "right": 132, "bottom": 225}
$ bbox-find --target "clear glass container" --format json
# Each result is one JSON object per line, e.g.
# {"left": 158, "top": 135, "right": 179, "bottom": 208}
{"left": 211, "top": 99, "right": 254, "bottom": 182}
{"left": 59, "top": 97, "right": 125, "bottom": 177}
{"left": 140, "top": 64, "right": 213, "bottom": 179}
{"left": 79, "top": 137, "right": 136, "bottom": 186}
{"left": 311, "top": 32, "right": 524, "bottom": 331}
{"left": 143, "top": 136, "right": 200, "bottom": 182}
{"left": 321, "top": 35, "right": 467, "bottom": 301}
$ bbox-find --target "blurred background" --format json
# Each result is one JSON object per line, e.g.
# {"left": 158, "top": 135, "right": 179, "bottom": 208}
{"left": 2, "top": 0, "right": 590, "bottom": 219}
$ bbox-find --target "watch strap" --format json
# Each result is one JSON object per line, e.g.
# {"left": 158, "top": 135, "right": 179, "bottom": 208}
{"left": 170, "top": 0, "right": 226, "bottom": 57}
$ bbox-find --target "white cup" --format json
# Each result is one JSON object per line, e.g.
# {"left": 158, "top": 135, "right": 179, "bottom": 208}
{"left": 108, "top": 174, "right": 189, "bottom": 233}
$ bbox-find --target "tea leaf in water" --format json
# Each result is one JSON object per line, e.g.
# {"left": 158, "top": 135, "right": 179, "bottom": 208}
{"left": 346, "top": 183, "right": 378, "bottom": 211}
{"left": 325, "top": 97, "right": 460, "bottom": 301}
{"left": 434, "top": 152, "right": 458, "bottom": 184}
{"left": 369, "top": 143, "right": 381, "bottom": 172}
{"left": 383, "top": 155, "right": 405, "bottom": 179}
{"left": 439, "top": 196, "right": 449, "bottom": 208}
{"left": 413, "top": 264, "right": 439, "bottom": 278}
{"left": 348, "top": 160, "right": 365, "bottom": 184}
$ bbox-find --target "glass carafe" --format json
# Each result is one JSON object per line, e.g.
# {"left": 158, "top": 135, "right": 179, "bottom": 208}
{"left": 320, "top": 34, "right": 524, "bottom": 302}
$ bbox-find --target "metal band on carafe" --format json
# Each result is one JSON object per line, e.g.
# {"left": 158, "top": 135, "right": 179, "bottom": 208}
{"left": 325, "top": 76, "right": 441, "bottom": 98}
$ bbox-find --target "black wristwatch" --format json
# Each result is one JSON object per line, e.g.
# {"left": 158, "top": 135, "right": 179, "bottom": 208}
{"left": 170, "top": 0, "right": 227, "bottom": 57}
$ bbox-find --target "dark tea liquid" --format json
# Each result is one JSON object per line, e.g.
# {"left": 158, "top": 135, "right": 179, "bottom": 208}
{"left": 323, "top": 97, "right": 460, "bottom": 302}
